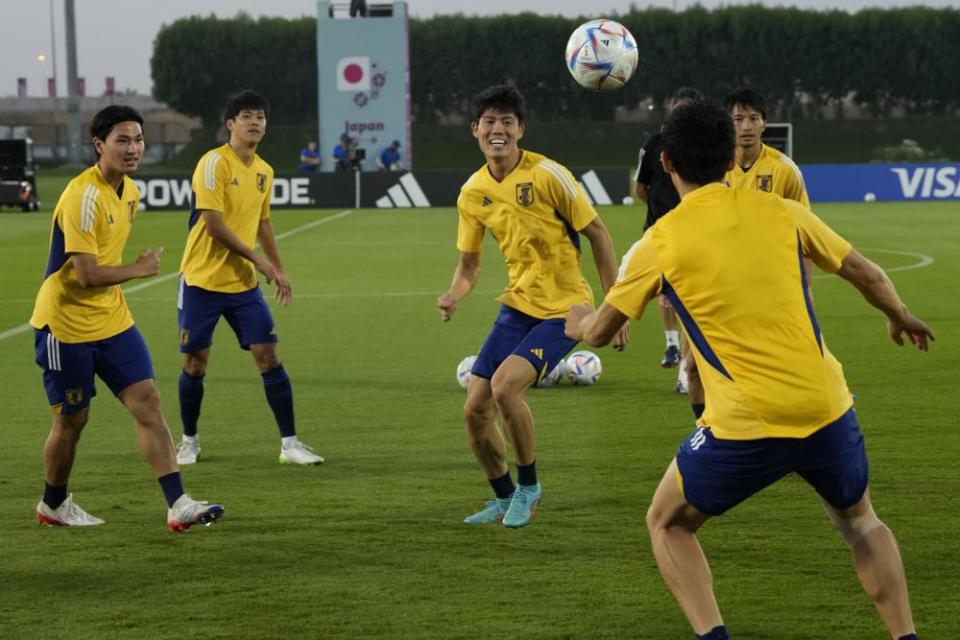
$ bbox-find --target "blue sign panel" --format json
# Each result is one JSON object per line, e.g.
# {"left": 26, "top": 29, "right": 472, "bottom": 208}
{"left": 316, "top": 1, "right": 410, "bottom": 172}
{"left": 802, "top": 163, "right": 960, "bottom": 202}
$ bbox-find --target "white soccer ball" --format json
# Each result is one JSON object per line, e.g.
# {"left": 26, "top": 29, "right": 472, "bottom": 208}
{"left": 565, "top": 350, "right": 603, "bottom": 386}
{"left": 864, "top": 192, "right": 876, "bottom": 202}
{"left": 456, "top": 355, "right": 477, "bottom": 390}
{"left": 565, "top": 19, "right": 639, "bottom": 91}
{"left": 535, "top": 361, "right": 567, "bottom": 388}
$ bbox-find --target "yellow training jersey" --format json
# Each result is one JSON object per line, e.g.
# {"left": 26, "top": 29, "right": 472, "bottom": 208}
{"left": 30, "top": 165, "right": 139, "bottom": 343}
{"left": 726, "top": 143, "right": 810, "bottom": 207}
{"left": 457, "top": 150, "right": 597, "bottom": 319}
{"left": 606, "top": 183, "right": 853, "bottom": 440}
{"left": 180, "top": 144, "right": 273, "bottom": 292}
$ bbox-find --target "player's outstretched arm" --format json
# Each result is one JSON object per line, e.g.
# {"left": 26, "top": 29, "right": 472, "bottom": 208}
{"left": 565, "top": 302, "right": 629, "bottom": 347}
{"left": 257, "top": 219, "right": 292, "bottom": 306}
{"left": 71, "top": 247, "right": 163, "bottom": 288}
{"left": 836, "top": 248, "right": 935, "bottom": 351}
{"left": 437, "top": 252, "right": 479, "bottom": 322}
{"left": 580, "top": 217, "right": 629, "bottom": 350}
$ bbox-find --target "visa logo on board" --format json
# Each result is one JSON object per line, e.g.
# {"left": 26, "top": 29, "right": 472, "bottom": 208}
{"left": 890, "top": 166, "right": 960, "bottom": 198}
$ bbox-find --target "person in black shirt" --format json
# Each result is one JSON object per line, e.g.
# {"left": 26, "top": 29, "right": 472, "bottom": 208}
{"left": 635, "top": 87, "right": 703, "bottom": 381}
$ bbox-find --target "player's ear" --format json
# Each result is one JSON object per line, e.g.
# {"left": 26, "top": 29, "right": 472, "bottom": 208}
{"left": 516, "top": 121, "right": 525, "bottom": 140}
{"left": 660, "top": 150, "right": 674, "bottom": 174}
{"left": 470, "top": 120, "right": 479, "bottom": 139}
{"left": 726, "top": 158, "right": 735, "bottom": 171}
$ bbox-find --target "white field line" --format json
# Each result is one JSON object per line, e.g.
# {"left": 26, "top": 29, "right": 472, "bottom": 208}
{"left": 0, "top": 210, "right": 354, "bottom": 342}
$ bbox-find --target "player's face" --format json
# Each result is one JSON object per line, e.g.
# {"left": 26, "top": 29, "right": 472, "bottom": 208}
{"left": 730, "top": 104, "right": 766, "bottom": 149}
{"left": 227, "top": 109, "right": 267, "bottom": 145}
{"left": 95, "top": 121, "right": 144, "bottom": 175}
{"left": 472, "top": 108, "right": 524, "bottom": 162}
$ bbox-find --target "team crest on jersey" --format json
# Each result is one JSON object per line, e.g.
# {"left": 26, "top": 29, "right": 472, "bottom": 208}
{"left": 515, "top": 182, "right": 534, "bottom": 207}
{"left": 65, "top": 388, "right": 84, "bottom": 405}
{"left": 128, "top": 200, "right": 136, "bottom": 222}
{"left": 257, "top": 173, "right": 267, "bottom": 193}
{"left": 180, "top": 329, "right": 191, "bottom": 346}
{"left": 757, "top": 175, "right": 774, "bottom": 192}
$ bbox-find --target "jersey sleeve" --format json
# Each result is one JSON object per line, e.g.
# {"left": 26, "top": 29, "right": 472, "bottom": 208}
{"left": 780, "top": 161, "right": 811, "bottom": 208}
{"left": 60, "top": 186, "right": 100, "bottom": 255}
{"left": 604, "top": 234, "right": 662, "bottom": 320}
{"left": 784, "top": 200, "right": 852, "bottom": 273}
{"left": 192, "top": 152, "right": 229, "bottom": 212}
{"left": 540, "top": 160, "right": 597, "bottom": 231}
{"left": 455, "top": 192, "right": 484, "bottom": 253}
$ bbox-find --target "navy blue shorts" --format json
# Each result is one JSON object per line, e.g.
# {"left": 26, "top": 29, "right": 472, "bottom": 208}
{"left": 472, "top": 305, "right": 578, "bottom": 383}
{"left": 34, "top": 326, "right": 155, "bottom": 414}
{"left": 177, "top": 276, "right": 277, "bottom": 353}
{"left": 676, "top": 407, "right": 868, "bottom": 515}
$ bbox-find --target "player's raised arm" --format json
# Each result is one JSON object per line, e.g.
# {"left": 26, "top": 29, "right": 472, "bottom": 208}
{"left": 437, "top": 251, "right": 480, "bottom": 322}
{"left": 71, "top": 247, "right": 164, "bottom": 287}
{"left": 835, "top": 249, "right": 934, "bottom": 350}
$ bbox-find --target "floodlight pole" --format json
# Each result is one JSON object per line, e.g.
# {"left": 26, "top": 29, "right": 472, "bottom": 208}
{"left": 49, "top": 0, "right": 58, "bottom": 97}
{"left": 64, "top": 0, "right": 82, "bottom": 165}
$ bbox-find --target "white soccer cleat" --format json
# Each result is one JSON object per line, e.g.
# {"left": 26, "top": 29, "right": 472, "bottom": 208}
{"left": 176, "top": 438, "right": 201, "bottom": 465}
{"left": 36, "top": 494, "right": 105, "bottom": 527}
{"left": 279, "top": 440, "right": 325, "bottom": 465}
{"left": 166, "top": 494, "right": 224, "bottom": 533}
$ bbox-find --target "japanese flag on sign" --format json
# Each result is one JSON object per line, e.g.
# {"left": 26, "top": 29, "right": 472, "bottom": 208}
{"left": 337, "top": 57, "right": 371, "bottom": 91}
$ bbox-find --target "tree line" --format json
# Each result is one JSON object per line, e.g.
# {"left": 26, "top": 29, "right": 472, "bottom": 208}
{"left": 152, "top": 6, "right": 960, "bottom": 125}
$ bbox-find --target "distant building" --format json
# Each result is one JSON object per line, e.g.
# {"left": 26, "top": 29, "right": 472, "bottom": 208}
{"left": 0, "top": 95, "right": 200, "bottom": 165}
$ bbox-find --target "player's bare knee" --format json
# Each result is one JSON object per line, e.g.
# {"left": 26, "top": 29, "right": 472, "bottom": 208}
{"left": 463, "top": 399, "right": 493, "bottom": 432}
{"left": 684, "top": 357, "right": 700, "bottom": 381}
{"left": 826, "top": 503, "right": 885, "bottom": 547}
{"left": 58, "top": 411, "right": 89, "bottom": 435}
{"left": 183, "top": 351, "right": 208, "bottom": 376}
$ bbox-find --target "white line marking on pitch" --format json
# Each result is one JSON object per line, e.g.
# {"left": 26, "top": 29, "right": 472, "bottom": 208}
{"left": 0, "top": 210, "right": 354, "bottom": 342}
{"left": 813, "top": 247, "right": 935, "bottom": 279}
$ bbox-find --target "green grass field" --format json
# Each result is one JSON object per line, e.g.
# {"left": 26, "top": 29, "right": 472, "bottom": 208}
{"left": 0, "top": 201, "right": 957, "bottom": 639}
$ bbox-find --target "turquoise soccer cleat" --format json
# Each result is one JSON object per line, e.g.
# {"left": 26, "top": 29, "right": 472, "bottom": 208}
{"left": 503, "top": 483, "right": 541, "bottom": 528}
{"left": 463, "top": 497, "right": 511, "bottom": 524}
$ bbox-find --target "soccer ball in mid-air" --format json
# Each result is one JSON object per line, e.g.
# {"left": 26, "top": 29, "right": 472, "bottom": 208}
{"left": 456, "top": 355, "right": 477, "bottom": 390}
{"left": 535, "top": 361, "right": 567, "bottom": 388}
{"left": 565, "top": 350, "right": 602, "bottom": 386}
{"left": 565, "top": 19, "right": 638, "bottom": 91}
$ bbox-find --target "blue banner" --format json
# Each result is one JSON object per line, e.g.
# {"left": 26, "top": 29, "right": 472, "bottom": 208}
{"left": 802, "top": 163, "right": 960, "bottom": 202}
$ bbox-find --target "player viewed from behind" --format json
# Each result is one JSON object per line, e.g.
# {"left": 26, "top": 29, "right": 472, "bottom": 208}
{"left": 565, "top": 100, "right": 931, "bottom": 640}
{"left": 437, "top": 85, "right": 628, "bottom": 529}
{"left": 30, "top": 106, "right": 223, "bottom": 532}
{"left": 175, "top": 90, "right": 323, "bottom": 466}
{"left": 681, "top": 88, "right": 815, "bottom": 420}
{"left": 635, "top": 86, "right": 703, "bottom": 386}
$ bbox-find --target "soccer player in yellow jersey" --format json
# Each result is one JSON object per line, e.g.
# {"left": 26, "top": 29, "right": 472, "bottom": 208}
{"left": 680, "top": 88, "right": 815, "bottom": 419}
{"left": 565, "top": 101, "right": 932, "bottom": 640}
{"left": 30, "top": 106, "right": 223, "bottom": 532}
{"left": 437, "top": 85, "right": 628, "bottom": 528}
{"left": 175, "top": 90, "right": 322, "bottom": 466}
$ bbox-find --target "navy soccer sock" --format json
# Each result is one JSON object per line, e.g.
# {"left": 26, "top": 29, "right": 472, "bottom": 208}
{"left": 43, "top": 481, "right": 68, "bottom": 510}
{"left": 897, "top": 635, "right": 919, "bottom": 640}
{"left": 696, "top": 625, "right": 729, "bottom": 640}
{"left": 517, "top": 460, "right": 538, "bottom": 487}
{"left": 489, "top": 472, "right": 515, "bottom": 499}
{"left": 692, "top": 403, "right": 705, "bottom": 419}
{"left": 158, "top": 472, "right": 185, "bottom": 508}
{"left": 262, "top": 364, "right": 296, "bottom": 438}
{"left": 178, "top": 370, "right": 205, "bottom": 437}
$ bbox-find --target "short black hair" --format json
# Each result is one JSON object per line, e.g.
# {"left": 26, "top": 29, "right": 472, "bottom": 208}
{"left": 223, "top": 89, "right": 270, "bottom": 122}
{"left": 671, "top": 87, "right": 704, "bottom": 104}
{"left": 723, "top": 87, "right": 767, "bottom": 120}
{"left": 662, "top": 100, "right": 735, "bottom": 186}
{"left": 90, "top": 105, "right": 143, "bottom": 145}
{"left": 471, "top": 85, "right": 527, "bottom": 124}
